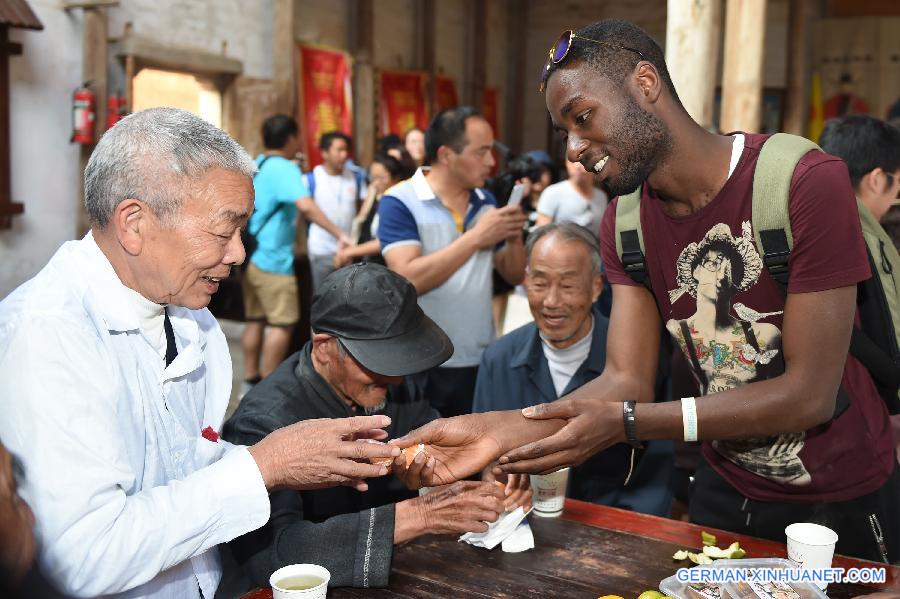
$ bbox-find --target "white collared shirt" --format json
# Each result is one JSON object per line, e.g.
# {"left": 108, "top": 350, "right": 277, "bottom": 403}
{"left": 0, "top": 233, "right": 270, "bottom": 598}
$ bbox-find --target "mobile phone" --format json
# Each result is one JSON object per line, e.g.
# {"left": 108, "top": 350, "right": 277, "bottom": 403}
{"left": 507, "top": 183, "right": 526, "bottom": 207}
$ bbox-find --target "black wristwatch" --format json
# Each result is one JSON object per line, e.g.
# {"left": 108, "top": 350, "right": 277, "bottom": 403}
{"left": 622, "top": 400, "right": 643, "bottom": 449}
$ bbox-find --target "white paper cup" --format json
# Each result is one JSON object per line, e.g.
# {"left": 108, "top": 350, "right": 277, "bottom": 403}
{"left": 530, "top": 467, "right": 570, "bottom": 517}
{"left": 785, "top": 522, "right": 838, "bottom": 590}
{"left": 270, "top": 563, "right": 330, "bottom": 599}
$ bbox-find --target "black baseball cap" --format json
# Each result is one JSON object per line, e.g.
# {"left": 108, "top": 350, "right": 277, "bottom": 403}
{"left": 310, "top": 263, "right": 454, "bottom": 377}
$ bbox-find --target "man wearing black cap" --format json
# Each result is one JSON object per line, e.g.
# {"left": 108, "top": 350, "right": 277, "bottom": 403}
{"left": 220, "top": 264, "right": 528, "bottom": 591}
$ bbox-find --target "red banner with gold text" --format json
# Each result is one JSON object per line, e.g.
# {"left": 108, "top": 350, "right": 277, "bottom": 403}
{"left": 434, "top": 75, "right": 459, "bottom": 114}
{"left": 299, "top": 45, "right": 353, "bottom": 168}
{"left": 379, "top": 70, "right": 429, "bottom": 136}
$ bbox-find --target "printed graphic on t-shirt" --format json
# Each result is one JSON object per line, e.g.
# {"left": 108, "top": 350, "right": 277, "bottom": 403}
{"left": 665, "top": 221, "right": 811, "bottom": 486}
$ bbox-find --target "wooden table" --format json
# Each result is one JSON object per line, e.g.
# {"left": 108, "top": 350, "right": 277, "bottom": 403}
{"left": 245, "top": 499, "right": 899, "bottom": 598}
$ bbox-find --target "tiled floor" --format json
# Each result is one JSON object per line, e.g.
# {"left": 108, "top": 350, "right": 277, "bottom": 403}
{"left": 219, "top": 291, "right": 535, "bottom": 419}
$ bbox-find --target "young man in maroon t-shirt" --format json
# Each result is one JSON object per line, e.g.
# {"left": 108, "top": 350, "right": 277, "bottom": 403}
{"left": 385, "top": 19, "right": 899, "bottom": 563}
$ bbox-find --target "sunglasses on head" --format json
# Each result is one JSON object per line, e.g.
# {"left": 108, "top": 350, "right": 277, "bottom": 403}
{"left": 540, "top": 30, "right": 646, "bottom": 92}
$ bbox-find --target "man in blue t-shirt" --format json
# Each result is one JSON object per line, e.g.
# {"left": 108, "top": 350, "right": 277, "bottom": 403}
{"left": 241, "top": 115, "right": 349, "bottom": 394}
{"left": 377, "top": 107, "right": 527, "bottom": 416}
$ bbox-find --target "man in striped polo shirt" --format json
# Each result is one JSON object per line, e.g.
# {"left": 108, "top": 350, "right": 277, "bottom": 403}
{"left": 377, "top": 107, "right": 527, "bottom": 416}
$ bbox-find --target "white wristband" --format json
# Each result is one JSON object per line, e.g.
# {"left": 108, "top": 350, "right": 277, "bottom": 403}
{"left": 681, "top": 397, "right": 698, "bottom": 442}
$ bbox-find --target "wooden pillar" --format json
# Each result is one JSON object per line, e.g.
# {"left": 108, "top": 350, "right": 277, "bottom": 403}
{"left": 273, "top": 0, "right": 296, "bottom": 116}
{"left": 124, "top": 54, "right": 136, "bottom": 111}
{"left": 504, "top": 0, "right": 528, "bottom": 154}
{"left": 78, "top": 6, "right": 108, "bottom": 236}
{"left": 464, "top": 0, "right": 487, "bottom": 108}
{"left": 416, "top": 0, "right": 436, "bottom": 117}
{"left": 350, "top": 0, "right": 375, "bottom": 166}
{"left": 720, "top": 0, "right": 766, "bottom": 133}
{"left": 0, "top": 26, "right": 23, "bottom": 230}
{"left": 665, "top": 0, "right": 722, "bottom": 129}
{"left": 782, "top": 0, "right": 818, "bottom": 135}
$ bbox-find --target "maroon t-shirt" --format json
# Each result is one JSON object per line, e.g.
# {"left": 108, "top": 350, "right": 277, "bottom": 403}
{"left": 601, "top": 133, "right": 894, "bottom": 503}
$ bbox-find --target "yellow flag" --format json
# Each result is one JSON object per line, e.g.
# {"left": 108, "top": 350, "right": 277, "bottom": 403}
{"left": 807, "top": 72, "right": 824, "bottom": 142}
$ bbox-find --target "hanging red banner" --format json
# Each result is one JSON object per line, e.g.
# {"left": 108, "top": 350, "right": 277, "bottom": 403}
{"left": 434, "top": 75, "right": 459, "bottom": 114}
{"left": 379, "top": 70, "right": 429, "bottom": 136}
{"left": 482, "top": 87, "right": 500, "bottom": 137}
{"left": 298, "top": 45, "right": 353, "bottom": 168}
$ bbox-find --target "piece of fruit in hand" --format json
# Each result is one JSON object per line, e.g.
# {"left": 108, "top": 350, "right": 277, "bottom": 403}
{"left": 370, "top": 443, "right": 425, "bottom": 468}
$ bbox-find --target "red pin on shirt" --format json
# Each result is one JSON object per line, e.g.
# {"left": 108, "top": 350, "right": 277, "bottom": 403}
{"left": 201, "top": 426, "right": 219, "bottom": 443}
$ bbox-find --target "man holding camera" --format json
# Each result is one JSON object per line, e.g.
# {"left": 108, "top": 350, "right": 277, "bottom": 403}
{"left": 377, "top": 106, "right": 527, "bottom": 417}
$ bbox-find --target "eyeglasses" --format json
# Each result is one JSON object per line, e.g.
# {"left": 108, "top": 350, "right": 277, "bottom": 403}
{"left": 700, "top": 253, "right": 728, "bottom": 273}
{"left": 540, "top": 30, "right": 646, "bottom": 92}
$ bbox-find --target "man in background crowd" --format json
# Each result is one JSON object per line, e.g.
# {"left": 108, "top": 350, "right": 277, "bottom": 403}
{"left": 535, "top": 157, "right": 609, "bottom": 237}
{"left": 378, "top": 107, "right": 527, "bottom": 416}
{"left": 241, "top": 115, "right": 350, "bottom": 393}
{"left": 307, "top": 131, "right": 367, "bottom": 292}
{"left": 819, "top": 115, "right": 900, "bottom": 462}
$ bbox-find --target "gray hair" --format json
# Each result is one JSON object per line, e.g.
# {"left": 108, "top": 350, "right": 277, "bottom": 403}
{"left": 84, "top": 107, "right": 257, "bottom": 227}
{"left": 525, "top": 222, "right": 604, "bottom": 274}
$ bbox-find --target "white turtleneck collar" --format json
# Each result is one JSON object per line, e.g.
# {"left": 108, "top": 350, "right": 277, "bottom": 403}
{"left": 539, "top": 316, "right": 594, "bottom": 397}
{"left": 122, "top": 285, "right": 167, "bottom": 361}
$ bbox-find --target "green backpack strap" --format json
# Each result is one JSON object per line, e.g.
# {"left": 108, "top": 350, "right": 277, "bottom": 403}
{"left": 614, "top": 186, "right": 648, "bottom": 285}
{"left": 751, "top": 133, "right": 821, "bottom": 287}
{"left": 751, "top": 133, "right": 856, "bottom": 418}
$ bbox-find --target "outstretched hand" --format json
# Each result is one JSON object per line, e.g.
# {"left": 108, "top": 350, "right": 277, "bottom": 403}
{"left": 497, "top": 397, "right": 623, "bottom": 475}
{"left": 249, "top": 415, "right": 400, "bottom": 492}
{"left": 389, "top": 414, "right": 504, "bottom": 489}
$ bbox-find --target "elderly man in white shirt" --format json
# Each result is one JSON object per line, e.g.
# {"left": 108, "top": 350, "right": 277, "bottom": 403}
{"left": 0, "top": 107, "right": 400, "bottom": 599}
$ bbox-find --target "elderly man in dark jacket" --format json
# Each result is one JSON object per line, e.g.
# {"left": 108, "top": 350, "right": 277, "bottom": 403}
{"left": 473, "top": 223, "right": 673, "bottom": 515}
{"left": 220, "top": 264, "right": 529, "bottom": 594}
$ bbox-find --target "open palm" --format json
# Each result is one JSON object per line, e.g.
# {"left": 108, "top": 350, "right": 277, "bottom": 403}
{"left": 391, "top": 415, "right": 504, "bottom": 488}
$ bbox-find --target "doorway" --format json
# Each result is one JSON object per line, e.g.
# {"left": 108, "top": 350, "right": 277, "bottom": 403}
{"left": 131, "top": 68, "right": 222, "bottom": 127}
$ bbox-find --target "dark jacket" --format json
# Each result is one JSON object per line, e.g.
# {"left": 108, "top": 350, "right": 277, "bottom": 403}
{"left": 472, "top": 305, "right": 636, "bottom": 503}
{"left": 219, "top": 344, "right": 438, "bottom": 594}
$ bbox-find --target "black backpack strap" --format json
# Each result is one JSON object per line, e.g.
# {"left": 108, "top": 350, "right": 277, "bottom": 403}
{"left": 757, "top": 229, "right": 792, "bottom": 288}
{"left": 248, "top": 156, "right": 285, "bottom": 236}
{"left": 614, "top": 186, "right": 649, "bottom": 286}
{"left": 850, "top": 328, "right": 900, "bottom": 390}
{"left": 254, "top": 155, "right": 273, "bottom": 179}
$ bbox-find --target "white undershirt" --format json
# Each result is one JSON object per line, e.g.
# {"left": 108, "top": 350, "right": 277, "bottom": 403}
{"left": 728, "top": 134, "right": 745, "bottom": 179}
{"left": 124, "top": 286, "right": 167, "bottom": 360}
{"left": 540, "top": 317, "right": 594, "bottom": 397}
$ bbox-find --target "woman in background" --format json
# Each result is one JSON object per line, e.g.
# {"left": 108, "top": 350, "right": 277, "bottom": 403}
{"left": 334, "top": 153, "right": 416, "bottom": 268}
{"left": 404, "top": 127, "right": 426, "bottom": 166}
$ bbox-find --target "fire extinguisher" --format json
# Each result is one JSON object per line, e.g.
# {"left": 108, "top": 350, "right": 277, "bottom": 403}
{"left": 107, "top": 92, "right": 127, "bottom": 130}
{"left": 72, "top": 84, "right": 96, "bottom": 145}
